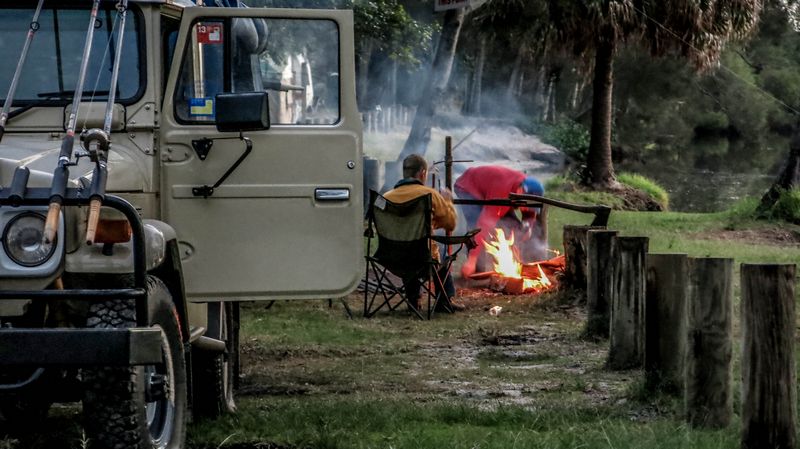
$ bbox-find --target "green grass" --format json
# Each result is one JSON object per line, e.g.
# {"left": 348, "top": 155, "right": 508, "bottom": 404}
{"left": 190, "top": 395, "right": 740, "bottom": 449}
{"left": 618, "top": 172, "right": 670, "bottom": 210}
{"left": 186, "top": 206, "right": 800, "bottom": 449}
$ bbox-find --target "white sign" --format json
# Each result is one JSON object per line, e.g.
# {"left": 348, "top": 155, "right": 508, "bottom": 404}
{"left": 435, "top": 0, "right": 469, "bottom": 11}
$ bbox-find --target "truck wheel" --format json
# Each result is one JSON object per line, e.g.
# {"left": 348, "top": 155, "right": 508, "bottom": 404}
{"left": 82, "top": 276, "right": 187, "bottom": 449}
{"left": 192, "top": 302, "right": 238, "bottom": 418}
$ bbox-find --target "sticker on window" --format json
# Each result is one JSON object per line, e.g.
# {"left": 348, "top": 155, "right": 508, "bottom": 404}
{"left": 189, "top": 97, "right": 215, "bottom": 117}
{"left": 197, "top": 23, "right": 223, "bottom": 44}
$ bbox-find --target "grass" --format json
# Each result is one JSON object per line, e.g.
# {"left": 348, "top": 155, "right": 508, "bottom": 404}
{"left": 617, "top": 172, "right": 670, "bottom": 210}
{"left": 7, "top": 202, "right": 798, "bottom": 449}
{"left": 183, "top": 204, "right": 800, "bottom": 449}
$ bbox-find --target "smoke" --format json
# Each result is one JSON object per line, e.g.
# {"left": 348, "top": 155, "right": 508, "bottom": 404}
{"left": 365, "top": 122, "right": 565, "bottom": 191}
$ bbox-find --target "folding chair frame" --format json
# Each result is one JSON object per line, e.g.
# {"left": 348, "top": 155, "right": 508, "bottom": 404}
{"left": 363, "top": 190, "right": 477, "bottom": 320}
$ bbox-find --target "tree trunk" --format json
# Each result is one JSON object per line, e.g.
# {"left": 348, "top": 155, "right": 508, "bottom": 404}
{"left": 392, "top": 8, "right": 465, "bottom": 177}
{"left": 741, "top": 264, "right": 796, "bottom": 449}
{"left": 471, "top": 35, "right": 486, "bottom": 116}
{"left": 645, "top": 253, "right": 689, "bottom": 394}
{"left": 535, "top": 65, "right": 547, "bottom": 121}
{"left": 757, "top": 122, "right": 800, "bottom": 216}
{"left": 506, "top": 46, "right": 524, "bottom": 103}
{"left": 356, "top": 40, "right": 373, "bottom": 111}
{"left": 585, "top": 30, "right": 617, "bottom": 189}
{"left": 685, "top": 257, "right": 734, "bottom": 429}
{"left": 607, "top": 236, "right": 648, "bottom": 371}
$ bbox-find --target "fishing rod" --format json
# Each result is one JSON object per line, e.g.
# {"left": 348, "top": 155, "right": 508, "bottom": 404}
{"left": 0, "top": 0, "right": 46, "bottom": 143}
{"left": 44, "top": 0, "right": 102, "bottom": 244}
{"left": 85, "top": 0, "right": 128, "bottom": 245}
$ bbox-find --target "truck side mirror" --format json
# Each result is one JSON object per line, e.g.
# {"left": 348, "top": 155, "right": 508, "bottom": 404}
{"left": 214, "top": 92, "right": 270, "bottom": 133}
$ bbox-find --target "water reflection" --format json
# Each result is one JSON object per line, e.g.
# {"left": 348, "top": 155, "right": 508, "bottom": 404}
{"left": 620, "top": 136, "right": 786, "bottom": 212}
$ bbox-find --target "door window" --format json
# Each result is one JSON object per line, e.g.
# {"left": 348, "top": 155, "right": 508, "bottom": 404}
{"left": 174, "top": 18, "right": 340, "bottom": 125}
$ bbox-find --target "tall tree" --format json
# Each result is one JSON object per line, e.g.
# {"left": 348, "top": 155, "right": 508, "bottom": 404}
{"left": 393, "top": 7, "right": 466, "bottom": 164}
{"left": 756, "top": 0, "right": 800, "bottom": 214}
{"left": 547, "top": 0, "right": 762, "bottom": 189}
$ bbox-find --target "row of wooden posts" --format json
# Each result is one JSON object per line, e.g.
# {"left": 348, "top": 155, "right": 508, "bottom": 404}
{"left": 563, "top": 225, "right": 797, "bottom": 449}
{"left": 361, "top": 105, "right": 415, "bottom": 134}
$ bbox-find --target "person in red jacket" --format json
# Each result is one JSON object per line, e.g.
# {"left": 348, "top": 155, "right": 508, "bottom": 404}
{"left": 454, "top": 165, "right": 545, "bottom": 278}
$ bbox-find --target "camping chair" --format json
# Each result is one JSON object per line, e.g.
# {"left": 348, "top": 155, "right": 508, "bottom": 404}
{"left": 363, "top": 190, "right": 478, "bottom": 319}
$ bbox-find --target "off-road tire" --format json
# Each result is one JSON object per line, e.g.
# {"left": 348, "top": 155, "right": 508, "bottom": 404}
{"left": 192, "top": 302, "right": 238, "bottom": 418}
{"left": 82, "top": 276, "right": 187, "bottom": 449}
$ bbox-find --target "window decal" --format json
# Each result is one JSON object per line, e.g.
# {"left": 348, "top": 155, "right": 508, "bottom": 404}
{"left": 189, "top": 97, "right": 215, "bottom": 117}
{"left": 196, "top": 23, "right": 223, "bottom": 44}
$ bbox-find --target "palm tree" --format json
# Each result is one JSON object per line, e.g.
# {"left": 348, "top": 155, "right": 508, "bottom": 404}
{"left": 547, "top": 0, "right": 763, "bottom": 189}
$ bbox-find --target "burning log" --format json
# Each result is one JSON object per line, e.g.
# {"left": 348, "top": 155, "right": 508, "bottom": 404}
{"left": 468, "top": 229, "right": 562, "bottom": 295}
{"left": 644, "top": 253, "right": 689, "bottom": 394}
{"left": 741, "top": 264, "right": 796, "bottom": 449}
{"left": 469, "top": 256, "right": 563, "bottom": 295}
{"left": 585, "top": 230, "right": 618, "bottom": 339}
{"left": 686, "top": 257, "right": 733, "bottom": 429}
{"left": 488, "top": 274, "right": 525, "bottom": 295}
{"left": 607, "top": 236, "right": 648, "bottom": 370}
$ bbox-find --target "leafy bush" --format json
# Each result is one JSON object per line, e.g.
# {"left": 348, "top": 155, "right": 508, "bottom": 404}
{"left": 771, "top": 189, "right": 800, "bottom": 223}
{"left": 617, "top": 172, "right": 670, "bottom": 210}
{"left": 541, "top": 119, "right": 590, "bottom": 164}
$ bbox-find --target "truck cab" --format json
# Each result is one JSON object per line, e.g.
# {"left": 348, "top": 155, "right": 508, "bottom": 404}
{"left": 0, "top": 1, "right": 362, "bottom": 448}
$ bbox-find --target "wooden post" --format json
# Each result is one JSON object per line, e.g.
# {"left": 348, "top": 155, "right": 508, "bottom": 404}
{"left": 585, "top": 230, "right": 618, "bottom": 339}
{"left": 685, "top": 257, "right": 733, "bottom": 429}
{"left": 644, "top": 253, "right": 688, "bottom": 394}
{"left": 563, "top": 225, "right": 605, "bottom": 293}
{"left": 741, "top": 264, "right": 796, "bottom": 449}
{"left": 607, "top": 236, "right": 648, "bottom": 370}
{"left": 445, "top": 136, "right": 453, "bottom": 191}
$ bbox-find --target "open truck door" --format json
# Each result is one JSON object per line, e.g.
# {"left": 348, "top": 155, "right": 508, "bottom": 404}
{"left": 161, "top": 8, "right": 363, "bottom": 301}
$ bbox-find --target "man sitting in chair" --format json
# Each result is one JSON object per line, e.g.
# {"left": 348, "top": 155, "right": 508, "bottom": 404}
{"left": 383, "top": 154, "right": 464, "bottom": 312}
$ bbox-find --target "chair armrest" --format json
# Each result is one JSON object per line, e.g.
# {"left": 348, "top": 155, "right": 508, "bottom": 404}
{"left": 431, "top": 228, "right": 480, "bottom": 248}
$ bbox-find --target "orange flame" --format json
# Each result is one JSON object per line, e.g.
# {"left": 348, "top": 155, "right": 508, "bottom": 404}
{"left": 484, "top": 229, "right": 521, "bottom": 278}
{"left": 484, "top": 228, "right": 556, "bottom": 293}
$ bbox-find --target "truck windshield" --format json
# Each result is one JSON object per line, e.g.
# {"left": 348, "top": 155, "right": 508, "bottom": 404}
{"left": 0, "top": 5, "right": 142, "bottom": 105}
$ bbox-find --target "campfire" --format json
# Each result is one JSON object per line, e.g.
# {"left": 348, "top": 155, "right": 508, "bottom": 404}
{"left": 469, "top": 229, "right": 565, "bottom": 295}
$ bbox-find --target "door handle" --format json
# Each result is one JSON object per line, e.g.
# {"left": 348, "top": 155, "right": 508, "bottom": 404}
{"left": 314, "top": 188, "right": 350, "bottom": 201}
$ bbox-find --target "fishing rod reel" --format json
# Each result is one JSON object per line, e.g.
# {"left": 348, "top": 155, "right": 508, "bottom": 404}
{"left": 79, "top": 128, "right": 110, "bottom": 163}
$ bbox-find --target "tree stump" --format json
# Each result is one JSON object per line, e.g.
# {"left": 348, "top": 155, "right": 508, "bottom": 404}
{"left": 563, "top": 225, "right": 606, "bottom": 295}
{"left": 741, "top": 264, "right": 796, "bottom": 449}
{"left": 607, "top": 236, "right": 648, "bottom": 370}
{"left": 585, "top": 230, "right": 618, "bottom": 339}
{"left": 685, "top": 257, "right": 733, "bottom": 429}
{"left": 644, "top": 253, "right": 689, "bottom": 394}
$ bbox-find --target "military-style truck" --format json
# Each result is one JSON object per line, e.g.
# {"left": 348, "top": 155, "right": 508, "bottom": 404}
{"left": 0, "top": 1, "right": 363, "bottom": 448}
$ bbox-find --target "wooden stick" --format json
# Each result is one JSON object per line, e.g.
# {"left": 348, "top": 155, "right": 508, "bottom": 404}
{"left": 685, "top": 257, "right": 733, "bottom": 429}
{"left": 741, "top": 264, "right": 796, "bottom": 449}
{"left": 607, "top": 236, "right": 648, "bottom": 370}
{"left": 644, "top": 253, "right": 689, "bottom": 394}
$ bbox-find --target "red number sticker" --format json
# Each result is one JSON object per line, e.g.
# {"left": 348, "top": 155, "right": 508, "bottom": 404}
{"left": 196, "top": 23, "right": 223, "bottom": 44}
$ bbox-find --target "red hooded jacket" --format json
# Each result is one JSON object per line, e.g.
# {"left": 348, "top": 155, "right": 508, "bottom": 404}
{"left": 454, "top": 166, "right": 531, "bottom": 277}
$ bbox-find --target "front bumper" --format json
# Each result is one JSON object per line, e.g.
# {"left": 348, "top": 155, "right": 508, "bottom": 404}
{"left": 0, "top": 189, "right": 158, "bottom": 369}
{"left": 0, "top": 328, "right": 163, "bottom": 366}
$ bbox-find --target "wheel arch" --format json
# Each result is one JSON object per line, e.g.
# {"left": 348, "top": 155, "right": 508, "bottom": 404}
{"left": 146, "top": 220, "right": 189, "bottom": 344}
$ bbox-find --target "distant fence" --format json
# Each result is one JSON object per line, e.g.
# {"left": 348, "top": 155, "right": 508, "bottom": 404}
{"left": 361, "top": 105, "right": 415, "bottom": 134}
